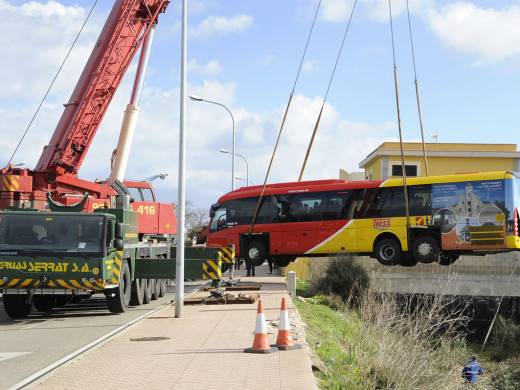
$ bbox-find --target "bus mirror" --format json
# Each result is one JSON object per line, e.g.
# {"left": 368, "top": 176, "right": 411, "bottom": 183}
{"left": 115, "top": 222, "right": 124, "bottom": 240}
{"left": 209, "top": 203, "right": 220, "bottom": 218}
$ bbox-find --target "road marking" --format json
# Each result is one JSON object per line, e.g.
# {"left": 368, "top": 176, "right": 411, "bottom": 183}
{"left": 0, "top": 352, "right": 31, "bottom": 362}
{"left": 22, "top": 324, "right": 40, "bottom": 330}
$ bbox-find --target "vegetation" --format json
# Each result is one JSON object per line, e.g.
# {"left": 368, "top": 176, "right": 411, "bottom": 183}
{"left": 294, "top": 254, "right": 520, "bottom": 389}
{"left": 182, "top": 200, "right": 209, "bottom": 246}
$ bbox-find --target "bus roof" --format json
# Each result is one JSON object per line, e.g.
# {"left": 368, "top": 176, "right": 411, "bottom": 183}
{"left": 215, "top": 171, "right": 519, "bottom": 203}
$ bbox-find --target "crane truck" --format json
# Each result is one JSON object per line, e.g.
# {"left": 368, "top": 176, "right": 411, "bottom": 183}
{"left": 0, "top": 0, "right": 189, "bottom": 319}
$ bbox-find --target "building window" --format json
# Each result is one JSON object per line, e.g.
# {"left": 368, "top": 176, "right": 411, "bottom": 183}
{"left": 391, "top": 164, "right": 418, "bottom": 177}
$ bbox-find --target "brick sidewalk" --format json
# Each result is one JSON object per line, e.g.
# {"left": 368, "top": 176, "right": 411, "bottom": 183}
{"left": 28, "top": 265, "right": 318, "bottom": 390}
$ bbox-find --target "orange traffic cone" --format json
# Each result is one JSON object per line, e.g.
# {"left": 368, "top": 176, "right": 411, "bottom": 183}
{"left": 273, "top": 298, "right": 302, "bottom": 350}
{"left": 244, "top": 299, "right": 278, "bottom": 354}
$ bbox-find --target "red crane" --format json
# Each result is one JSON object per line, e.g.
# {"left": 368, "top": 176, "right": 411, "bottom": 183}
{"left": 0, "top": 0, "right": 176, "bottom": 236}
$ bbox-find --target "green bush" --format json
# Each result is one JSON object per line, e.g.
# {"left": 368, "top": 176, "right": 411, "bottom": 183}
{"left": 307, "top": 254, "right": 369, "bottom": 307}
{"left": 489, "top": 315, "right": 520, "bottom": 360}
{"left": 490, "top": 357, "right": 520, "bottom": 390}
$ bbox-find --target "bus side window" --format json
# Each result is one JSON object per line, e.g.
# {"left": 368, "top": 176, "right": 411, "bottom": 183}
{"left": 408, "top": 185, "right": 432, "bottom": 216}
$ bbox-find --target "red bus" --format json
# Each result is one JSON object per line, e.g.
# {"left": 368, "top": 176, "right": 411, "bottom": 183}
{"left": 206, "top": 171, "right": 520, "bottom": 267}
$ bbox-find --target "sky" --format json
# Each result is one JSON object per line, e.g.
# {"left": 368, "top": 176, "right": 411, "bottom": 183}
{"left": 1, "top": 0, "right": 520, "bottom": 217}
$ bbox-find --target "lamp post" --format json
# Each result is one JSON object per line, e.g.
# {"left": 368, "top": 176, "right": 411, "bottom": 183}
{"left": 220, "top": 148, "right": 248, "bottom": 187}
{"left": 190, "top": 95, "right": 235, "bottom": 190}
{"left": 236, "top": 176, "right": 254, "bottom": 186}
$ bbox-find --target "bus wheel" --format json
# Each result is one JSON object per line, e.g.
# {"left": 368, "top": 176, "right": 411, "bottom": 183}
{"left": 3, "top": 295, "right": 32, "bottom": 319}
{"left": 438, "top": 253, "right": 459, "bottom": 266}
{"left": 412, "top": 235, "right": 439, "bottom": 264}
{"left": 246, "top": 241, "right": 267, "bottom": 266}
{"left": 374, "top": 238, "right": 402, "bottom": 266}
{"left": 274, "top": 256, "right": 295, "bottom": 267}
{"left": 400, "top": 253, "right": 418, "bottom": 267}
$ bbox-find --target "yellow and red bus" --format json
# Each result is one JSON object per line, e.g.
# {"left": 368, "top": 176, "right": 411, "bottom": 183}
{"left": 206, "top": 171, "right": 520, "bottom": 267}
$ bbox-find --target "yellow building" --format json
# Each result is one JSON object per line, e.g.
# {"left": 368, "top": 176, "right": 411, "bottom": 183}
{"left": 359, "top": 142, "right": 520, "bottom": 181}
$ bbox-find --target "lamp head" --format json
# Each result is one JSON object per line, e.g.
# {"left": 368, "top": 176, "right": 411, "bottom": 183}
{"left": 189, "top": 95, "right": 203, "bottom": 101}
{"left": 219, "top": 149, "right": 230, "bottom": 154}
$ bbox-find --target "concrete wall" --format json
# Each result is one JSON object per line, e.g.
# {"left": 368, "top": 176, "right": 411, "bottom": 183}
{"left": 286, "top": 252, "right": 520, "bottom": 297}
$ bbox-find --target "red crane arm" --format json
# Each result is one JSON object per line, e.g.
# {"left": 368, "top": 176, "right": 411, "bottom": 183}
{"left": 35, "top": 0, "right": 169, "bottom": 175}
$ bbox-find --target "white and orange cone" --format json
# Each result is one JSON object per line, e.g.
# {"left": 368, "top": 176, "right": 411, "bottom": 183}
{"left": 244, "top": 299, "right": 278, "bottom": 354}
{"left": 273, "top": 298, "right": 302, "bottom": 350}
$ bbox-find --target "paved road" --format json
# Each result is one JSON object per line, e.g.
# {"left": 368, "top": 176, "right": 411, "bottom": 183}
{"left": 0, "top": 282, "right": 206, "bottom": 390}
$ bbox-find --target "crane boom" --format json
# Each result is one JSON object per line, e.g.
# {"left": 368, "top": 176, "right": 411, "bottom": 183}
{"left": 0, "top": 0, "right": 176, "bottom": 237}
{"left": 36, "top": 0, "right": 168, "bottom": 175}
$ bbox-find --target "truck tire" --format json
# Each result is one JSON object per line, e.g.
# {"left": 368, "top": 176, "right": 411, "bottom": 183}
{"left": 3, "top": 295, "right": 32, "bottom": 319}
{"left": 143, "top": 279, "right": 153, "bottom": 304}
{"left": 245, "top": 241, "right": 267, "bottom": 266}
{"left": 152, "top": 279, "right": 161, "bottom": 300}
{"left": 158, "top": 279, "right": 166, "bottom": 297}
{"left": 412, "top": 235, "right": 439, "bottom": 264}
{"left": 34, "top": 295, "right": 55, "bottom": 312}
{"left": 374, "top": 238, "right": 402, "bottom": 266}
{"left": 130, "top": 279, "right": 145, "bottom": 306}
{"left": 107, "top": 260, "right": 131, "bottom": 314}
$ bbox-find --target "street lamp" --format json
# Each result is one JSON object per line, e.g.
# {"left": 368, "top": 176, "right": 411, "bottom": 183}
{"left": 144, "top": 173, "right": 168, "bottom": 182}
{"left": 220, "top": 148, "right": 248, "bottom": 187}
{"left": 190, "top": 94, "right": 235, "bottom": 190}
{"left": 236, "top": 176, "right": 254, "bottom": 186}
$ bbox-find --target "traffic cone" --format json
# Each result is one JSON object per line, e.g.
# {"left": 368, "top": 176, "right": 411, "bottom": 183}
{"left": 244, "top": 299, "right": 278, "bottom": 354}
{"left": 273, "top": 298, "right": 302, "bottom": 350}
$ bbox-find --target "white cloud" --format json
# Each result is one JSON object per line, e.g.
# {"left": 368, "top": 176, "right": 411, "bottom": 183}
{"left": 361, "top": 0, "right": 433, "bottom": 23}
{"left": 320, "top": 0, "right": 351, "bottom": 23}
{"left": 190, "top": 14, "right": 254, "bottom": 39}
{"left": 428, "top": 3, "right": 520, "bottom": 66}
{"left": 302, "top": 59, "right": 318, "bottom": 73}
{"left": 187, "top": 58, "right": 223, "bottom": 76}
{"left": 259, "top": 54, "right": 275, "bottom": 67}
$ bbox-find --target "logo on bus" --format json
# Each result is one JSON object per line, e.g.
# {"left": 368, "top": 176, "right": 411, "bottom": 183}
{"left": 373, "top": 219, "right": 391, "bottom": 227}
{"left": 414, "top": 216, "right": 433, "bottom": 226}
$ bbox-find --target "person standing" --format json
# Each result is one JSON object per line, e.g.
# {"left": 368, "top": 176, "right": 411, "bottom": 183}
{"left": 461, "top": 354, "right": 484, "bottom": 384}
{"left": 246, "top": 258, "right": 255, "bottom": 277}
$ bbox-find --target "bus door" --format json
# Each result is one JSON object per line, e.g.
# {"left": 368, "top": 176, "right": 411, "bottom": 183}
{"left": 325, "top": 190, "right": 357, "bottom": 253}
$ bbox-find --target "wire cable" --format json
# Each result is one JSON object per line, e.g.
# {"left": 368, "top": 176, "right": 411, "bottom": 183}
{"left": 248, "top": 0, "right": 322, "bottom": 233}
{"left": 299, "top": 0, "right": 358, "bottom": 181}
{"left": 406, "top": 0, "right": 429, "bottom": 176}
{"left": 6, "top": 0, "right": 99, "bottom": 167}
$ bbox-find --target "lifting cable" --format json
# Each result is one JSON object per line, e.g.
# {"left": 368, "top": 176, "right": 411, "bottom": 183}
{"left": 480, "top": 256, "right": 519, "bottom": 353}
{"left": 405, "top": 0, "right": 429, "bottom": 177}
{"left": 298, "top": 0, "right": 359, "bottom": 182}
{"left": 6, "top": 0, "right": 99, "bottom": 167}
{"left": 247, "top": 0, "right": 322, "bottom": 235}
{"left": 389, "top": 0, "right": 410, "bottom": 228}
